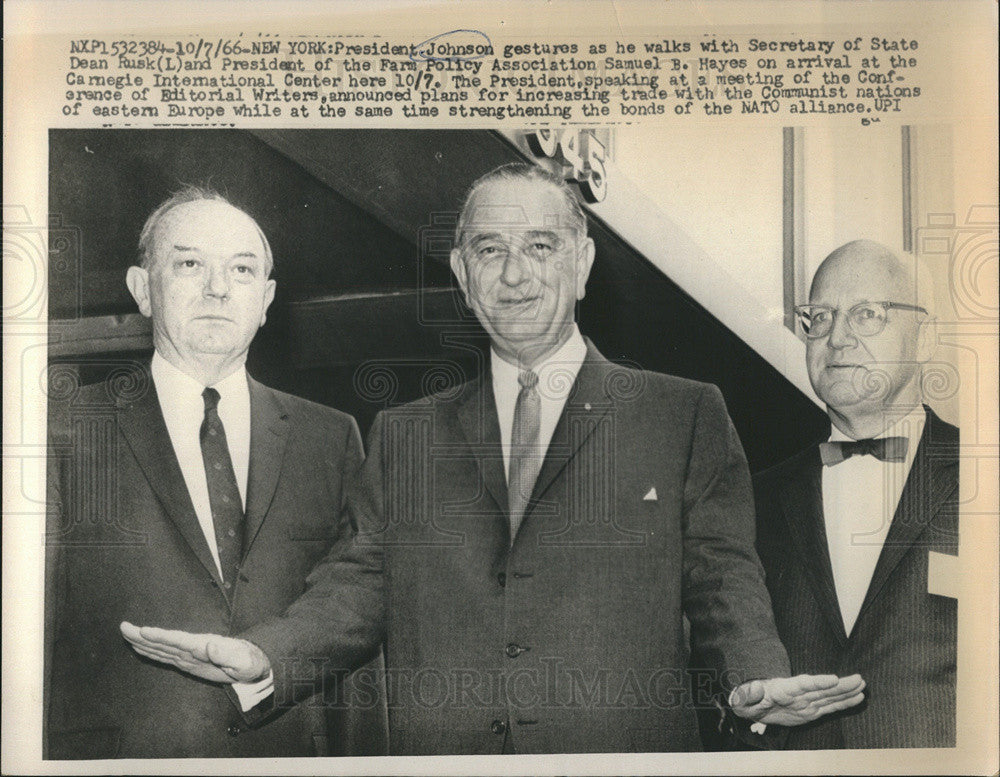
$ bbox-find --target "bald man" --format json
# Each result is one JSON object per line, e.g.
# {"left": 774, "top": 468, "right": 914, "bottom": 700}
{"left": 749, "top": 240, "right": 959, "bottom": 748}
{"left": 45, "top": 188, "right": 386, "bottom": 758}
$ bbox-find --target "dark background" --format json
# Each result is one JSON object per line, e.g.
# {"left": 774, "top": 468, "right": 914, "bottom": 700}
{"left": 48, "top": 129, "right": 828, "bottom": 472}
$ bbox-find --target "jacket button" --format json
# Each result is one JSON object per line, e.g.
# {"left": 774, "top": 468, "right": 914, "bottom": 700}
{"left": 505, "top": 643, "right": 523, "bottom": 658}
{"left": 227, "top": 724, "right": 241, "bottom": 737}
{"left": 497, "top": 572, "right": 506, "bottom": 587}
{"left": 490, "top": 719, "right": 507, "bottom": 735}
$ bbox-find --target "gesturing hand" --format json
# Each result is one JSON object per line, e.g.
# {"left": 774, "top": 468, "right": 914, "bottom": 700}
{"left": 120, "top": 622, "right": 271, "bottom": 684}
{"left": 731, "top": 673, "right": 866, "bottom": 727}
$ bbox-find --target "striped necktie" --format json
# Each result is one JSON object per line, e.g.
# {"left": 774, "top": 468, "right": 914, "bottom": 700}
{"left": 508, "top": 369, "right": 541, "bottom": 543}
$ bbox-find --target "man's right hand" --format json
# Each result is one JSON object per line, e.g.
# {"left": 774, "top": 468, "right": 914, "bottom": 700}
{"left": 120, "top": 622, "right": 271, "bottom": 684}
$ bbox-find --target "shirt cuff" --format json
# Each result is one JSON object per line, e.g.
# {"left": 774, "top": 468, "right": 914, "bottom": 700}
{"left": 232, "top": 671, "right": 274, "bottom": 712}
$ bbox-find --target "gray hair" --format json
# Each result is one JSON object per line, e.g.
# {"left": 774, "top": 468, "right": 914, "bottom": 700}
{"left": 137, "top": 185, "right": 274, "bottom": 275}
{"left": 455, "top": 163, "right": 587, "bottom": 244}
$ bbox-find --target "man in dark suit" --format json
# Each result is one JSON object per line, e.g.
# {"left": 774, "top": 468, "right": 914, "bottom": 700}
{"left": 45, "top": 188, "right": 386, "bottom": 758}
{"left": 122, "top": 165, "right": 865, "bottom": 754}
{"left": 750, "top": 239, "right": 959, "bottom": 749}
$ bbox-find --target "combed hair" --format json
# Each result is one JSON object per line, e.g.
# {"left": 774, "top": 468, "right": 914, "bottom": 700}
{"left": 455, "top": 163, "right": 587, "bottom": 243}
{"left": 137, "top": 185, "right": 274, "bottom": 275}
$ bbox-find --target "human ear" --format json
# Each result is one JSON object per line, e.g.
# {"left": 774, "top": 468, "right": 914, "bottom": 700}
{"left": 574, "top": 237, "right": 596, "bottom": 300}
{"left": 450, "top": 247, "right": 470, "bottom": 303}
{"left": 125, "top": 266, "right": 153, "bottom": 318}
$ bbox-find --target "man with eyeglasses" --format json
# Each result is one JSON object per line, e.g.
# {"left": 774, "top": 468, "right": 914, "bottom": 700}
{"left": 750, "top": 239, "right": 959, "bottom": 749}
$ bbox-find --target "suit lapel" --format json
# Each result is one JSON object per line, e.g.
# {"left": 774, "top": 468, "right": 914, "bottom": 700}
{"left": 116, "top": 374, "right": 225, "bottom": 592}
{"left": 455, "top": 374, "right": 509, "bottom": 518}
{"left": 856, "top": 409, "right": 959, "bottom": 621}
{"left": 242, "top": 378, "right": 291, "bottom": 556}
{"left": 528, "top": 341, "right": 615, "bottom": 507}
{"left": 776, "top": 449, "right": 849, "bottom": 644}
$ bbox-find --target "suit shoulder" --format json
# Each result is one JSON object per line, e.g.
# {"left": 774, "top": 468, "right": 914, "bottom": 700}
{"left": 256, "top": 384, "right": 358, "bottom": 432}
{"left": 47, "top": 380, "right": 119, "bottom": 437}
{"left": 623, "top": 368, "right": 725, "bottom": 411}
{"left": 753, "top": 445, "right": 818, "bottom": 489}
{"left": 925, "top": 407, "right": 959, "bottom": 447}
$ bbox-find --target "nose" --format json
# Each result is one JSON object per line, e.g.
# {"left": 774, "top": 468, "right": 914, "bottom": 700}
{"left": 499, "top": 248, "right": 530, "bottom": 287}
{"left": 826, "top": 309, "right": 857, "bottom": 350}
{"left": 204, "top": 262, "right": 231, "bottom": 299}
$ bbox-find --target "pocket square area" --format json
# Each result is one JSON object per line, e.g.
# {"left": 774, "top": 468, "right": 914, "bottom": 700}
{"left": 643, "top": 487, "right": 658, "bottom": 501}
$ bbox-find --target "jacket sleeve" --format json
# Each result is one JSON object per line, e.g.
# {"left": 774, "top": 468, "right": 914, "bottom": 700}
{"left": 680, "top": 384, "right": 791, "bottom": 692}
{"left": 240, "top": 412, "right": 386, "bottom": 713}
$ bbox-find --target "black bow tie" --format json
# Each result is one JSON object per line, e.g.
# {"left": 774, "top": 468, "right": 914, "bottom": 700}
{"left": 819, "top": 437, "right": 908, "bottom": 466}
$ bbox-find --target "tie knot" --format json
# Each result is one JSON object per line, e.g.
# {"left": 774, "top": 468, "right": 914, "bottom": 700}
{"left": 202, "top": 386, "right": 221, "bottom": 414}
{"left": 518, "top": 369, "right": 539, "bottom": 390}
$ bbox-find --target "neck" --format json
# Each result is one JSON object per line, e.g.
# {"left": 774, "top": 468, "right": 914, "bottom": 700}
{"left": 494, "top": 325, "right": 574, "bottom": 370}
{"left": 828, "top": 398, "right": 924, "bottom": 439}
{"left": 156, "top": 347, "right": 245, "bottom": 387}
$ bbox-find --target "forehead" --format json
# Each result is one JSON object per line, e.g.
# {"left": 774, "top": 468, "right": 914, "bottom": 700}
{"left": 152, "top": 200, "right": 265, "bottom": 259}
{"left": 810, "top": 253, "right": 912, "bottom": 305}
{"left": 462, "top": 178, "right": 574, "bottom": 235}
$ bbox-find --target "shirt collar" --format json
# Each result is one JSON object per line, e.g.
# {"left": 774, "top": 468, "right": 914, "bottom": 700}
{"left": 151, "top": 351, "right": 249, "bottom": 405}
{"left": 491, "top": 325, "right": 587, "bottom": 399}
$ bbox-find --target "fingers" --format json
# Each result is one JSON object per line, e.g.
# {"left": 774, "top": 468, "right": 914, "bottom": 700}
{"left": 814, "top": 691, "right": 866, "bottom": 716}
{"left": 783, "top": 673, "right": 841, "bottom": 693}
{"left": 730, "top": 679, "right": 766, "bottom": 709}
{"left": 137, "top": 625, "right": 214, "bottom": 656}
{"left": 768, "top": 673, "right": 865, "bottom": 705}
{"left": 796, "top": 677, "right": 866, "bottom": 706}
{"left": 121, "top": 623, "right": 206, "bottom": 665}
{"left": 130, "top": 643, "right": 180, "bottom": 665}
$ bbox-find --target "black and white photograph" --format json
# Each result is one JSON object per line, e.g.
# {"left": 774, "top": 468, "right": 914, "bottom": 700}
{"left": 4, "top": 2, "right": 998, "bottom": 775}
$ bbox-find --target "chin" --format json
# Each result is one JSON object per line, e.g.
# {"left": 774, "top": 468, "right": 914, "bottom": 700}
{"left": 189, "top": 339, "right": 240, "bottom": 355}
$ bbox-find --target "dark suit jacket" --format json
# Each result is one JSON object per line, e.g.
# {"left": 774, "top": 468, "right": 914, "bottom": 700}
{"left": 750, "top": 407, "right": 959, "bottom": 749}
{"left": 44, "top": 365, "right": 387, "bottom": 759}
{"left": 244, "top": 341, "right": 790, "bottom": 754}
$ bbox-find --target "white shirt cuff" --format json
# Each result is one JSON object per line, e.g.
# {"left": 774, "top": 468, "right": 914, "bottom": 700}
{"left": 232, "top": 671, "right": 274, "bottom": 712}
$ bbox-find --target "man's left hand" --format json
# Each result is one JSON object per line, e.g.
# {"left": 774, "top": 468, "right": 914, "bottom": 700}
{"left": 730, "top": 673, "right": 865, "bottom": 726}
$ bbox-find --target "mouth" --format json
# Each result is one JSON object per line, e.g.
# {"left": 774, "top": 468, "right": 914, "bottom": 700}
{"left": 495, "top": 295, "right": 540, "bottom": 307}
{"left": 193, "top": 315, "right": 235, "bottom": 323}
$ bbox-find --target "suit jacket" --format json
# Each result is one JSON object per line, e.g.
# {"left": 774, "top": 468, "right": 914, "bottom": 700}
{"left": 44, "top": 364, "right": 387, "bottom": 759}
{"left": 244, "top": 341, "right": 790, "bottom": 754}
{"left": 750, "top": 407, "right": 959, "bottom": 749}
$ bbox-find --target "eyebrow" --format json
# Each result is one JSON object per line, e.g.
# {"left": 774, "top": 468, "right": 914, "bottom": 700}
{"left": 170, "top": 245, "right": 259, "bottom": 260}
{"left": 464, "top": 229, "right": 563, "bottom": 246}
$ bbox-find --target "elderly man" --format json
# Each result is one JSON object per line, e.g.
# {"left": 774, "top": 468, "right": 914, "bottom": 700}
{"left": 45, "top": 188, "right": 385, "bottom": 758}
{"left": 123, "top": 165, "right": 864, "bottom": 754}
{"left": 750, "top": 240, "right": 959, "bottom": 748}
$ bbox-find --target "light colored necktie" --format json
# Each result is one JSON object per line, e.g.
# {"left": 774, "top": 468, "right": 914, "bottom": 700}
{"left": 508, "top": 369, "right": 541, "bottom": 543}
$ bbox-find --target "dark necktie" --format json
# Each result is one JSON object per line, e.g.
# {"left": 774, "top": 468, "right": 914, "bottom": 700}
{"left": 200, "top": 387, "right": 245, "bottom": 595}
{"left": 508, "top": 369, "right": 541, "bottom": 543}
{"left": 819, "top": 436, "right": 908, "bottom": 466}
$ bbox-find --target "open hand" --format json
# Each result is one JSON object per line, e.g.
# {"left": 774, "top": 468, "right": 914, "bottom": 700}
{"left": 120, "top": 622, "right": 271, "bottom": 684}
{"left": 731, "top": 673, "right": 865, "bottom": 727}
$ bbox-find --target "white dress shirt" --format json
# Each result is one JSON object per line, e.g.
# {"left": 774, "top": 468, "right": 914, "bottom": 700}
{"left": 491, "top": 325, "right": 588, "bottom": 480}
{"left": 822, "top": 405, "right": 926, "bottom": 634}
{"left": 151, "top": 353, "right": 272, "bottom": 710}
{"left": 151, "top": 352, "right": 251, "bottom": 582}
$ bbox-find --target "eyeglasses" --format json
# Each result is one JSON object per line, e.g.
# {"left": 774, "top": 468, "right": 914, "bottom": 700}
{"left": 794, "top": 301, "right": 928, "bottom": 339}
